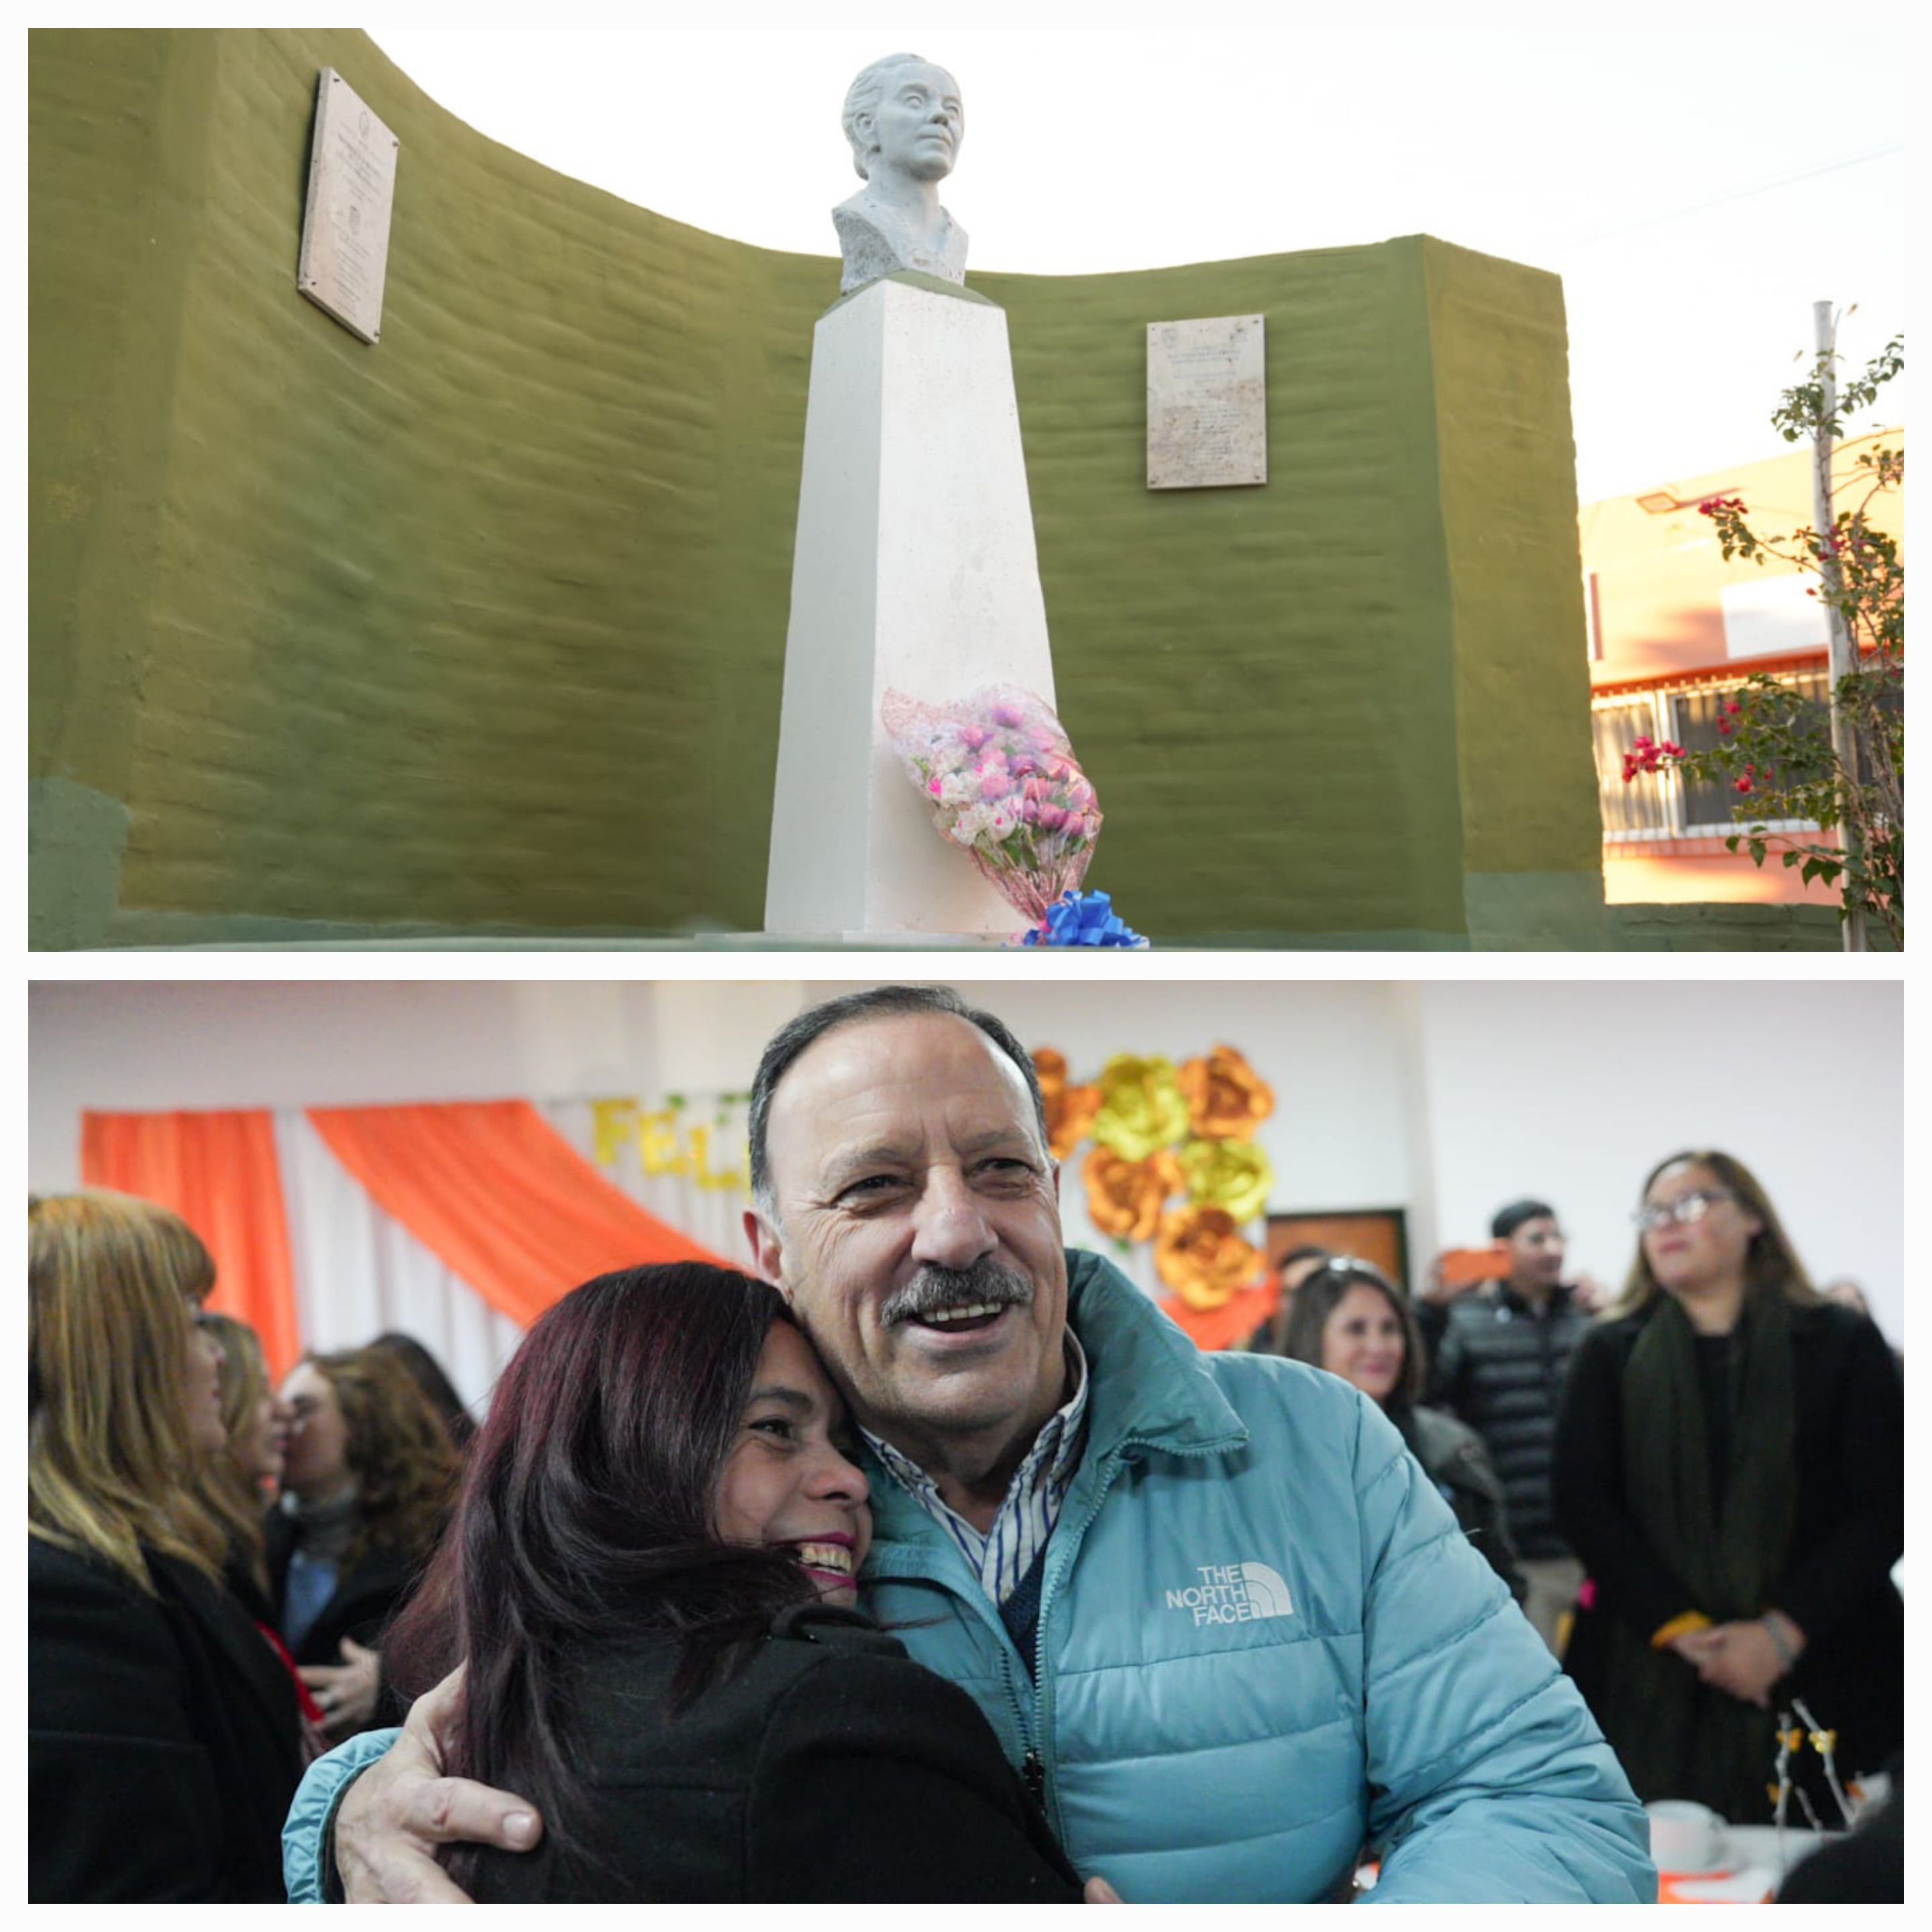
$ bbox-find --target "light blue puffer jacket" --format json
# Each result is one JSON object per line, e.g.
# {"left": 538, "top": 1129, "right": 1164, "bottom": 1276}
{"left": 859, "top": 1250, "right": 1653, "bottom": 1903}
{"left": 284, "top": 1250, "right": 1652, "bottom": 1904}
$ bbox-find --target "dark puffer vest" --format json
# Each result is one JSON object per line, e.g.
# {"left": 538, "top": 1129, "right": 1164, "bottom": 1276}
{"left": 1418, "top": 1283, "right": 1589, "bottom": 1560}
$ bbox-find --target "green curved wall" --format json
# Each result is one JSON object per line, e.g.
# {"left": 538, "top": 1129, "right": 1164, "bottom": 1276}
{"left": 31, "top": 28, "right": 1608, "bottom": 948}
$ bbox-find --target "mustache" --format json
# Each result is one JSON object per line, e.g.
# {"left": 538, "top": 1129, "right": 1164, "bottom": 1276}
{"left": 880, "top": 1258, "right": 1034, "bottom": 1328}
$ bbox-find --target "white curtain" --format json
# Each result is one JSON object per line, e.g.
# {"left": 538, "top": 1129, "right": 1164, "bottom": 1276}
{"left": 271, "top": 1097, "right": 753, "bottom": 1419}
{"left": 274, "top": 1111, "right": 529, "bottom": 1417}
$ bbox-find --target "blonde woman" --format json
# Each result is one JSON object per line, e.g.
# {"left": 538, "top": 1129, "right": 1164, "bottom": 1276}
{"left": 1554, "top": 1151, "right": 1903, "bottom": 1823}
{"left": 198, "top": 1310, "right": 286, "bottom": 1616}
{"left": 29, "top": 1192, "right": 303, "bottom": 1901}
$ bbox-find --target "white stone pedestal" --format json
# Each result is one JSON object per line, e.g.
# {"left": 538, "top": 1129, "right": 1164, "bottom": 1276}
{"left": 763, "top": 274, "right": 1059, "bottom": 937}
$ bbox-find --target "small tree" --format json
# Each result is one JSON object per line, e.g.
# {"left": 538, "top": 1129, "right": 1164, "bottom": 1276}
{"left": 1623, "top": 333, "right": 1903, "bottom": 946}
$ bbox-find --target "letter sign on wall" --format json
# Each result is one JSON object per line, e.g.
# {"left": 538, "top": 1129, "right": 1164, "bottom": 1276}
{"left": 297, "top": 69, "right": 399, "bottom": 345}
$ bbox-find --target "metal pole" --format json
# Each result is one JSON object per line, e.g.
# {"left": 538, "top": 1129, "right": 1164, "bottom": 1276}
{"left": 1812, "top": 301, "right": 1867, "bottom": 952}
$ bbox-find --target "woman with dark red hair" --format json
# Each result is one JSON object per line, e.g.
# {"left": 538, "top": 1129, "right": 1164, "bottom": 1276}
{"left": 375, "top": 1261, "right": 1085, "bottom": 1902}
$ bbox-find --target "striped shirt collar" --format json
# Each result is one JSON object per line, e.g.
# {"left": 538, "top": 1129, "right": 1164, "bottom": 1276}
{"left": 861, "top": 1328, "right": 1090, "bottom": 1605}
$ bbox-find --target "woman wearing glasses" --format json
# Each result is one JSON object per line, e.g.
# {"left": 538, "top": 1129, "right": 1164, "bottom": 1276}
{"left": 1553, "top": 1151, "right": 1902, "bottom": 1825}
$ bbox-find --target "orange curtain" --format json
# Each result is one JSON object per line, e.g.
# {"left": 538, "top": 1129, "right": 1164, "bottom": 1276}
{"left": 80, "top": 1109, "right": 305, "bottom": 1379}
{"left": 306, "top": 1101, "right": 726, "bottom": 1330}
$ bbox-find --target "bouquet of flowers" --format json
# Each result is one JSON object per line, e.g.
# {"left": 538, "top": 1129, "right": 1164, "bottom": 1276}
{"left": 881, "top": 685, "right": 1103, "bottom": 925}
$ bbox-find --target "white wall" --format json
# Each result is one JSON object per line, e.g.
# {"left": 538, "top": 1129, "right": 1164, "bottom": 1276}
{"left": 1407, "top": 979, "right": 1904, "bottom": 1340}
{"left": 31, "top": 975, "right": 1903, "bottom": 1343}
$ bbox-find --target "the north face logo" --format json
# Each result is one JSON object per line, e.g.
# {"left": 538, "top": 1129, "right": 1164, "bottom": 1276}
{"left": 1164, "top": 1561, "right": 1294, "bottom": 1625}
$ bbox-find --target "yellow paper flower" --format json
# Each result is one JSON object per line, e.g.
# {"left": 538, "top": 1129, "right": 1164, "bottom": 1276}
{"left": 1032, "top": 1048, "right": 1102, "bottom": 1159}
{"left": 1177, "top": 1046, "right": 1275, "bottom": 1141}
{"left": 1155, "top": 1205, "right": 1263, "bottom": 1311}
{"left": 1179, "top": 1138, "right": 1273, "bottom": 1224}
{"left": 1082, "top": 1146, "right": 1183, "bottom": 1243}
{"left": 1091, "top": 1055, "right": 1191, "bottom": 1163}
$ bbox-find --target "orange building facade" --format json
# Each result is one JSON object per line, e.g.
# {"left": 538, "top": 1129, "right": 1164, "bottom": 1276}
{"left": 1579, "top": 430, "right": 1902, "bottom": 906}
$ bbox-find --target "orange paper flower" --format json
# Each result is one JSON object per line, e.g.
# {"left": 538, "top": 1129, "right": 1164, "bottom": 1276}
{"left": 1082, "top": 1146, "right": 1183, "bottom": 1243}
{"left": 1033, "top": 1049, "right": 1102, "bottom": 1159}
{"left": 1177, "top": 1046, "right": 1275, "bottom": 1142}
{"left": 1155, "top": 1205, "right": 1264, "bottom": 1311}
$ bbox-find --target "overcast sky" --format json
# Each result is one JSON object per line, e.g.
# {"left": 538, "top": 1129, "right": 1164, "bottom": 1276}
{"left": 366, "top": 20, "right": 1906, "bottom": 506}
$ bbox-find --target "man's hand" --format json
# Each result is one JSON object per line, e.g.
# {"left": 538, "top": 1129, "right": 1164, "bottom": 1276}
{"left": 1420, "top": 1254, "right": 1479, "bottom": 1309}
{"left": 335, "top": 1665, "right": 543, "bottom": 1902}
{"left": 1083, "top": 1876, "right": 1122, "bottom": 1902}
{"left": 1568, "top": 1272, "right": 1611, "bottom": 1315}
{"left": 300, "top": 1636, "right": 382, "bottom": 1743}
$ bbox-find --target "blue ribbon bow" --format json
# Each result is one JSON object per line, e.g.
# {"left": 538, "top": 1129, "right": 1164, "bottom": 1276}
{"left": 1022, "top": 890, "right": 1150, "bottom": 949}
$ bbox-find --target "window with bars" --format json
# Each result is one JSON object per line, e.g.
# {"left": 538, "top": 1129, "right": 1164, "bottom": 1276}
{"left": 1672, "top": 673, "right": 1829, "bottom": 835}
{"left": 1593, "top": 698, "right": 1673, "bottom": 838}
{"left": 1591, "top": 671, "right": 1829, "bottom": 843}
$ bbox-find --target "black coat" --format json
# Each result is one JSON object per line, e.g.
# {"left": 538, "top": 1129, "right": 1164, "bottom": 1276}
{"left": 1553, "top": 1298, "right": 1904, "bottom": 1785}
{"left": 264, "top": 1507, "right": 426, "bottom": 1667}
{"left": 469, "top": 1603, "right": 1084, "bottom": 1902}
{"left": 28, "top": 1536, "right": 305, "bottom": 1902}
{"left": 1392, "top": 1403, "right": 1526, "bottom": 1601}
{"left": 1419, "top": 1281, "right": 1590, "bottom": 1558}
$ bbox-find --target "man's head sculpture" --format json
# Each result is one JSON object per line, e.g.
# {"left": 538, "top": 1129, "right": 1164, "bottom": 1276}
{"left": 841, "top": 53, "right": 963, "bottom": 184}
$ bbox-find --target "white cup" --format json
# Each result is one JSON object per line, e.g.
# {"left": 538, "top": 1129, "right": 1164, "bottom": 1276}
{"left": 1647, "top": 1800, "right": 1727, "bottom": 1873}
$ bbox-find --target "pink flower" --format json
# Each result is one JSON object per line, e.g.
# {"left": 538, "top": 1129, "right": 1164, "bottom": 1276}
{"left": 979, "top": 768, "right": 1012, "bottom": 801}
{"left": 928, "top": 777, "right": 944, "bottom": 796}
{"left": 961, "top": 724, "right": 992, "bottom": 752}
{"left": 991, "top": 703, "right": 1024, "bottom": 729}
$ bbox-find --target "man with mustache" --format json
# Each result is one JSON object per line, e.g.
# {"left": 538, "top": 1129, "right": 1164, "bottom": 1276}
{"left": 287, "top": 987, "right": 1652, "bottom": 1902}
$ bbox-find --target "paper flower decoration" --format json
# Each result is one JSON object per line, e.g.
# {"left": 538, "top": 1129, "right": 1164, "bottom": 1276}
{"left": 1082, "top": 1146, "right": 1183, "bottom": 1243}
{"left": 882, "top": 685, "right": 1102, "bottom": 923}
{"left": 1033, "top": 1049, "right": 1103, "bottom": 1161}
{"left": 1155, "top": 1205, "right": 1263, "bottom": 1311}
{"left": 1091, "top": 1055, "right": 1191, "bottom": 1163}
{"left": 1177, "top": 1046, "right": 1275, "bottom": 1141}
{"left": 1177, "top": 1138, "right": 1273, "bottom": 1224}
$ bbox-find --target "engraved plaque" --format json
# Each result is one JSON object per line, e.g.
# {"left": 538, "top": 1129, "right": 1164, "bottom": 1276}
{"left": 297, "top": 69, "right": 398, "bottom": 345}
{"left": 1146, "top": 314, "right": 1267, "bottom": 490}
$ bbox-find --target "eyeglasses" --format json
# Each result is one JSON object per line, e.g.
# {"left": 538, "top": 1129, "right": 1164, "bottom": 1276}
{"left": 1633, "top": 1189, "right": 1734, "bottom": 1232}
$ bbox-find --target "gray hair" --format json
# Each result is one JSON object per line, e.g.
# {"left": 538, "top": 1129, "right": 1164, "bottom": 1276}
{"left": 749, "top": 985, "right": 1050, "bottom": 1216}
{"left": 841, "top": 51, "right": 943, "bottom": 180}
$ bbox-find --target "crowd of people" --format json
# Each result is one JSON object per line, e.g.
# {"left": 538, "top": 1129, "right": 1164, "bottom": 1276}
{"left": 28, "top": 1190, "right": 474, "bottom": 1900}
{"left": 1246, "top": 1173, "right": 1904, "bottom": 1851}
{"left": 29, "top": 987, "right": 1904, "bottom": 1902}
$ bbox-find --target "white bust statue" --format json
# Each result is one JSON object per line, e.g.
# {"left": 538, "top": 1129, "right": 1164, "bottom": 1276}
{"left": 833, "top": 52, "right": 969, "bottom": 296}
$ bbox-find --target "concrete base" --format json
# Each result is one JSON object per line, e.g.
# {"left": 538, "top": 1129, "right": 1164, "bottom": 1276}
{"left": 763, "top": 273, "right": 1059, "bottom": 936}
